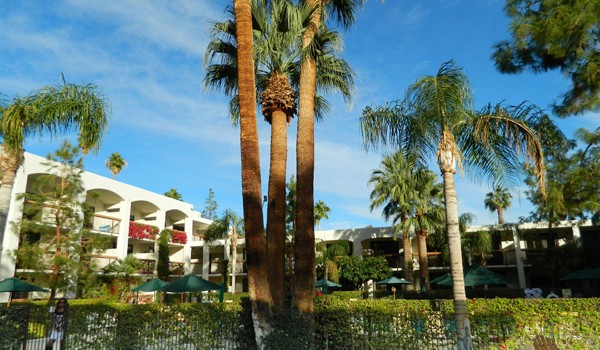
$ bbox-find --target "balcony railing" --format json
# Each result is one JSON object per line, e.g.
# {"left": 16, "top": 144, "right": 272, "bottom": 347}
{"left": 87, "top": 214, "right": 121, "bottom": 235}
{"left": 129, "top": 222, "right": 159, "bottom": 241}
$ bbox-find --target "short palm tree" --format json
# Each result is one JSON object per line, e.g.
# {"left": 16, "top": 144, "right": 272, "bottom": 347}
{"left": 105, "top": 152, "right": 127, "bottom": 179}
{"left": 313, "top": 200, "right": 330, "bottom": 230}
{"left": 316, "top": 240, "right": 349, "bottom": 283}
{"left": 484, "top": 186, "right": 512, "bottom": 224}
{"left": 401, "top": 171, "right": 445, "bottom": 291}
{"left": 360, "top": 60, "right": 545, "bottom": 348}
{"left": 0, "top": 81, "right": 109, "bottom": 264}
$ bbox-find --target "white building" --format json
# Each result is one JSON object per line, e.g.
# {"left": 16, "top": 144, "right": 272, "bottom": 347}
{"left": 0, "top": 151, "right": 246, "bottom": 302}
{"left": 1, "top": 151, "right": 598, "bottom": 302}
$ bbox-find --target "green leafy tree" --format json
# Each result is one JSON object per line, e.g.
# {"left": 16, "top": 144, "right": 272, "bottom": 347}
{"left": 492, "top": 0, "right": 600, "bottom": 116}
{"left": 202, "top": 188, "right": 219, "bottom": 221}
{"left": 164, "top": 188, "right": 183, "bottom": 201}
{"left": 0, "top": 80, "right": 109, "bottom": 267}
{"left": 285, "top": 175, "right": 297, "bottom": 236}
{"left": 157, "top": 229, "right": 171, "bottom": 280}
{"left": 337, "top": 256, "right": 392, "bottom": 290}
{"left": 524, "top": 125, "right": 600, "bottom": 237}
{"left": 105, "top": 152, "right": 127, "bottom": 179}
{"left": 360, "top": 60, "right": 545, "bottom": 348}
{"left": 484, "top": 186, "right": 512, "bottom": 224}
{"left": 13, "top": 141, "right": 107, "bottom": 298}
{"left": 313, "top": 200, "right": 330, "bottom": 230}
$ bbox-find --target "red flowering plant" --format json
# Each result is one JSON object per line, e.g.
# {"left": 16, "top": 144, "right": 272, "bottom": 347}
{"left": 128, "top": 222, "right": 159, "bottom": 240}
{"left": 170, "top": 230, "right": 188, "bottom": 245}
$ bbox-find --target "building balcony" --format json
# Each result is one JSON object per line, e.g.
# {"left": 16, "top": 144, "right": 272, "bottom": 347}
{"left": 129, "top": 222, "right": 159, "bottom": 241}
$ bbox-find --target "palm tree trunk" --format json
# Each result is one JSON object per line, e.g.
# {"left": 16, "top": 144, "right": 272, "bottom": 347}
{"left": 441, "top": 168, "right": 470, "bottom": 350}
{"left": 417, "top": 231, "right": 430, "bottom": 291}
{"left": 293, "top": 0, "right": 321, "bottom": 315}
{"left": 402, "top": 230, "right": 414, "bottom": 291}
{"left": 0, "top": 152, "right": 21, "bottom": 266}
{"left": 497, "top": 207, "right": 504, "bottom": 225}
{"left": 266, "top": 109, "right": 288, "bottom": 312}
{"left": 233, "top": 0, "right": 272, "bottom": 346}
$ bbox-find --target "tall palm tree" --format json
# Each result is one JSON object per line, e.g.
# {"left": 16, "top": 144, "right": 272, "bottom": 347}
{"left": 484, "top": 186, "right": 512, "bottom": 224}
{"left": 313, "top": 200, "right": 330, "bottom": 230}
{"left": 206, "top": 0, "right": 353, "bottom": 313}
{"left": 294, "top": 0, "right": 361, "bottom": 315}
{"left": 368, "top": 151, "right": 417, "bottom": 289}
{"left": 360, "top": 60, "right": 545, "bottom": 348}
{"left": 232, "top": 0, "right": 272, "bottom": 344}
{"left": 105, "top": 152, "right": 127, "bottom": 179}
{"left": 0, "top": 81, "right": 109, "bottom": 268}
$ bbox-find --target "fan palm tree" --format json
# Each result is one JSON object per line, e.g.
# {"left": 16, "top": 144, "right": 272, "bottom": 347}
{"left": 294, "top": 0, "right": 361, "bottom": 315}
{"left": 105, "top": 152, "right": 127, "bottom": 179}
{"left": 313, "top": 200, "right": 330, "bottom": 230}
{"left": 231, "top": 0, "right": 272, "bottom": 344}
{"left": 360, "top": 60, "right": 545, "bottom": 348}
{"left": 164, "top": 188, "right": 183, "bottom": 201}
{"left": 484, "top": 186, "right": 512, "bottom": 224}
{"left": 368, "top": 151, "right": 417, "bottom": 289}
{"left": 0, "top": 81, "right": 109, "bottom": 267}
{"left": 206, "top": 0, "right": 353, "bottom": 312}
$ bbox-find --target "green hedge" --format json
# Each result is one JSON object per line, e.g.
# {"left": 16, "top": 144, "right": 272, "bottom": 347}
{"left": 2, "top": 298, "right": 599, "bottom": 349}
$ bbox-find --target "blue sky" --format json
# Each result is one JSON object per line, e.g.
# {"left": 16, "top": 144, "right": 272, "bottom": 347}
{"left": 1, "top": 0, "right": 598, "bottom": 230}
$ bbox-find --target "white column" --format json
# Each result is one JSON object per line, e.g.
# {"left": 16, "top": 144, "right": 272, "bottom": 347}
{"left": 116, "top": 200, "right": 131, "bottom": 260}
{"left": 572, "top": 223, "right": 581, "bottom": 246}
{"left": 202, "top": 243, "right": 210, "bottom": 279}
{"left": 183, "top": 218, "right": 193, "bottom": 274}
{"left": 353, "top": 238, "right": 363, "bottom": 257}
{"left": 154, "top": 209, "right": 165, "bottom": 275}
{"left": 512, "top": 226, "right": 526, "bottom": 288}
{"left": 0, "top": 167, "right": 28, "bottom": 303}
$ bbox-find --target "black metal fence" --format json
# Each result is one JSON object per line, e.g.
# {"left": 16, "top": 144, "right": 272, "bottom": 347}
{"left": 2, "top": 299, "right": 599, "bottom": 349}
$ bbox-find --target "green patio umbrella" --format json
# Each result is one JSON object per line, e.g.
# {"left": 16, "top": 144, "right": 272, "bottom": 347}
{"left": 315, "top": 278, "right": 342, "bottom": 294}
{"left": 430, "top": 273, "right": 451, "bottom": 285}
{"left": 376, "top": 276, "right": 412, "bottom": 286}
{"left": 559, "top": 268, "right": 600, "bottom": 281}
{"left": 376, "top": 276, "right": 411, "bottom": 299}
{"left": 0, "top": 277, "right": 48, "bottom": 306}
{"left": 161, "top": 274, "right": 223, "bottom": 302}
{"left": 315, "top": 278, "right": 342, "bottom": 288}
{"left": 436, "top": 266, "right": 507, "bottom": 287}
{"left": 132, "top": 278, "right": 168, "bottom": 292}
{"left": 0, "top": 277, "right": 49, "bottom": 293}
